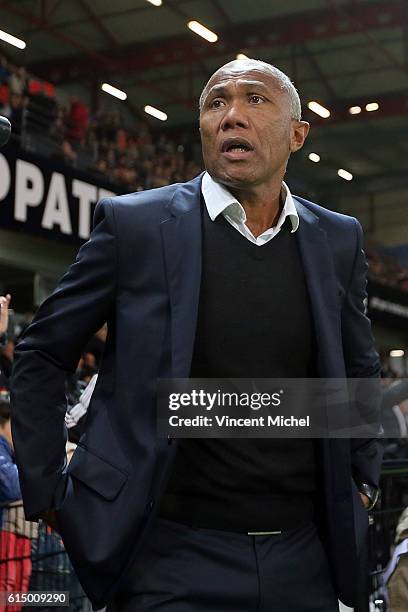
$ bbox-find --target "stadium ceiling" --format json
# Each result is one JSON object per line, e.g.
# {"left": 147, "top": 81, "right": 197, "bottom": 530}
{"left": 1, "top": 0, "right": 408, "bottom": 201}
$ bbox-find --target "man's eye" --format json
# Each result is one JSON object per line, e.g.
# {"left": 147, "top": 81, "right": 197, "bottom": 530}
{"left": 210, "top": 99, "right": 224, "bottom": 108}
{"left": 249, "top": 95, "right": 264, "bottom": 104}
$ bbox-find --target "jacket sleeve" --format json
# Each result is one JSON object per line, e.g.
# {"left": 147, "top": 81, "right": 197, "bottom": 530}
{"left": 341, "top": 218, "right": 383, "bottom": 489}
{"left": 10, "top": 199, "right": 117, "bottom": 520}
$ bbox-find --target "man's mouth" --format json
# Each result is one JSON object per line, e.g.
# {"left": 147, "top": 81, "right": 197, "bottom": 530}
{"left": 220, "top": 138, "right": 254, "bottom": 159}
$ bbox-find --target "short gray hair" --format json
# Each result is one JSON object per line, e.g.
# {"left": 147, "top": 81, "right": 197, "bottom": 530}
{"left": 199, "top": 59, "right": 302, "bottom": 120}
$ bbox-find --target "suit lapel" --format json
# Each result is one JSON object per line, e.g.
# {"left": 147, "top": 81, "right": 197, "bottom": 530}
{"left": 294, "top": 198, "right": 350, "bottom": 444}
{"left": 160, "top": 175, "right": 203, "bottom": 376}
{"left": 294, "top": 197, "right": 345, "bottom": 378}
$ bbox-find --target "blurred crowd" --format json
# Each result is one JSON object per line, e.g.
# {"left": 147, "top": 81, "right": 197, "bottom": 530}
{"left": 0, "top": 57, "right": 28, "bottom": 136}
{"left": 0, "top": 294, "right": 92, "bottom": 610}
{"left": 0, "top": 53, "right": 202, "bottom": 192}
{"left": 367, "top": 249, "right": 408, "bottom": 293}
{"left": 53, "top": 104, "right": 202, "bottom": 192}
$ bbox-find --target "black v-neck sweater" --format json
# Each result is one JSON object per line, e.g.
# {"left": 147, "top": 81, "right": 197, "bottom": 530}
{"left": 159, "top": 204, "right": 319, "bottom": 532}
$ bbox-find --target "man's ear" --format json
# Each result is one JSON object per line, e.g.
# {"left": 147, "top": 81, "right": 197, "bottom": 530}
{"left": 290, "top": 120, "right": 310, "bottom": 153}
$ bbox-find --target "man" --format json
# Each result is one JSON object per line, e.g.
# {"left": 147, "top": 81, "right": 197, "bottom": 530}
{"left": 0, "top": 377, "right": 21, "bottom": 525}
{"left": 11, "top": 60, "right": 382, "bottom": 611}
{"left": 0, "top": 383, "right": 37, "bottom": 612}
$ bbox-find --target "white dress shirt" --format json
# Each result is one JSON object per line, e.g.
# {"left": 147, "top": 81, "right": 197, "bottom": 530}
{"left": 201, "top": 171, "right": 299, "bottom": 246}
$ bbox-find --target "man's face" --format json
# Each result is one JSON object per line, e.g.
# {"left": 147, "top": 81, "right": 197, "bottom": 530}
{"left": 199, "top": 62, "right": 309, "bottom": 191}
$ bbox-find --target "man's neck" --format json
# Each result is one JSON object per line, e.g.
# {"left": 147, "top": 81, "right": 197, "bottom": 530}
{"left": 229, "top": 183, "right": 284, "bottom": 238}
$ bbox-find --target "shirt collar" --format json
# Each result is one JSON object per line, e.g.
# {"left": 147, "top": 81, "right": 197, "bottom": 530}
{"left": 201, "top": 171, "right": 299, "bottom": 233}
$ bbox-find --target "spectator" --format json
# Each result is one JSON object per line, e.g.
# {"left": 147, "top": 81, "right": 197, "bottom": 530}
{"left": 383, "top": 508, "right": 408, "bottom": 611}
{"left": 0, "top": 58, "right": 10, "bottom": 85}
{"left": 66, "top": 96, "right": 88, "bottom": 146}
{"left": 0, "top": 295, "right": 11, "bottom": 347}
{"left": 9, "top": 66, "right": 27, "bottom": 97}
{"left": 49, "top": 102, "right": 66, "bottom": 144}
{"left": 0, "top": 51, "right": 203, "bottom": 191}
{"left": 88, "top": 158, "right": 109, "bottom": 180}
{"left": 0, "top": 340, "right": 14, "bottom": 381}
{"left": 9, "top": 94, "right": 25, "bottom": 136}
{"left": 0, "top": 295, "right": 13, "bottom": 383}
{"left": 0, "top": 89, "right": 11, "bottom": 121}
{"left": 53, "top": 139, "right": 77, "bottom": 167}
{"left": 0, "top": 391, "right": 35, "bottom": 612}
{"left": 0, "top": 385, "right": 20, "bottom": 519}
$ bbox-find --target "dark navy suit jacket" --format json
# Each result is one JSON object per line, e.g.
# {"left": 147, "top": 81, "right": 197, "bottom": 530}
{"left": 10, "top": 174, "right": 382, "bottom": 609}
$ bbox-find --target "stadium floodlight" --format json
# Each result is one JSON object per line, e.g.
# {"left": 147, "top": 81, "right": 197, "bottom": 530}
{"left": 144, "top": 105, "right": 168, "bottom": 121}
{"left": 101, "top": 83, "right": 127, "bottom": 100}
{"left": 365, "top": 102, "right": 379, "bottom": 112}
{"left": 0, "top": 28, "right": 26, "bottom": 50}
{"left": 187, "top": 20, "right": 218, "bottom": 43}
{"left": 307, "top": 101, "right": 331, "bottom": 118}
{"left": 337, "top": 168, "right": 353, "bottom": 181}
{"left": 390, "top": 349, "right": 405, "bottom": 357}
{"left": 308, "top": 153, "right": 321, "bottom": 163}
{"left": 146, "top": 0, "right": 162, "bottom": 6}
{"left": 349, "top": 106, "right": 362, "bottom": 115}
{"left": 236, "top": 53, "right": 250, "bottom": 60}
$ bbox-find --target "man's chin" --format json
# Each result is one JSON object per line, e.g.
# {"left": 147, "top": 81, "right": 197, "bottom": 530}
{"left": 210, "top": 169, "right": 255, "bottom": 190}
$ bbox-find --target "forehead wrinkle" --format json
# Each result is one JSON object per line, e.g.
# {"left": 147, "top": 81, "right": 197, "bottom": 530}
{"left": 207, "top": 79, "right": 270, "bottom": 95}
{"left": 202, "top": 79, "right": 274, "bottom": 109}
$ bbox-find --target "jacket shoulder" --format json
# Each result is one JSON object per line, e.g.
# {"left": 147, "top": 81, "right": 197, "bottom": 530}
{"left": 294, "top": 196, "right": 361, "bottom": 235}
{"left": 293, "top": 195, "right": 358, "bottom": 230}
{"left": 95, "top": 174, "right": 203, "bottom": 231}
{"left": 106, "top": 183, "right": 180, "bottom": 218}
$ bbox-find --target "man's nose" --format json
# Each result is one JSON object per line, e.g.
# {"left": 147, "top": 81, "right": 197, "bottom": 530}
{"left": 220, "top": 102, "right": 249, "bottom": 131}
